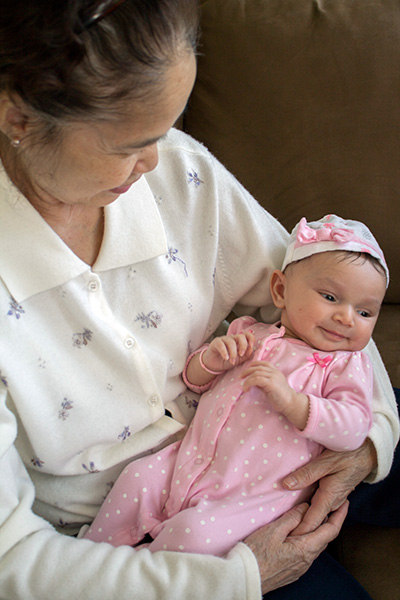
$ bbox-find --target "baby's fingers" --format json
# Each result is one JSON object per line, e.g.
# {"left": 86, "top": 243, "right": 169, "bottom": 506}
{"left": 242, "top": 330, "right": 256, "bottom": 358}
{"left": 210, "top": 336, "right": 242, "bottom": 365}
{"left": 224, "top": 333, "right": 254, "bottom": 365}
{"left": 209, "top": 337, "right": 231, "bottom": 362}
{"left": 241, "top": 371, "right": 272, "bottom": 392}
{"left": 241, "top": 361, "right": 274, "bottom": 378}
{"left": 235, "top": 331, "right": 255, "bottom": 360}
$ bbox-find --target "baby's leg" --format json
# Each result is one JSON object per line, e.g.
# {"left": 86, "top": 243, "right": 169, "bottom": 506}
{"left": 148, "top": 495, "right": 266, "bottom": 556}
{"left": 84, "top": 442, "right": 180, "bottom": 547}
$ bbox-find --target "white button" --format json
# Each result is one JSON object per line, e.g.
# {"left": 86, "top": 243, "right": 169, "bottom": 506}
{"left": 124, "top": 337, "right": 135, "bottom": 349}
{"left": 88, "top": 280, "right": 99, "bottom": 292}
{"left": 147, "top": 395, "right": 159, "bottom": 407}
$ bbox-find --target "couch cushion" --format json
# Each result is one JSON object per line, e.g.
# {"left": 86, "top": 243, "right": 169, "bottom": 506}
{"left": 336, "top": 524, "right": 400, "bottom": 600}
{"left": 186, "top": 0, "right": 400, "bottom": 304}
{"left": 184, "top": 0, "right": 400, "bottom": 386}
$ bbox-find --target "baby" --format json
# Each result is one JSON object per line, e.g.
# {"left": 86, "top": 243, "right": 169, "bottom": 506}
{"left": 82, "top": 215, "right": 388, "bottom": 556}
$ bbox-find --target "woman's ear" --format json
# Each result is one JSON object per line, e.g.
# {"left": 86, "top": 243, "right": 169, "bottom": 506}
{"left": 270, "top": 270, "right": 286, "bottom": 309}
{"left": 0, "top": 92, "right": 29, "bottom": 142}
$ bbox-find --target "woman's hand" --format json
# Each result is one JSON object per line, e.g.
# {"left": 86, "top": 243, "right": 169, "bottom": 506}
{"left": 244, "top": 501, "right": 348, "bottom": 594}
{"left": 281, "top": 439, "right": 377, "bottom": 535}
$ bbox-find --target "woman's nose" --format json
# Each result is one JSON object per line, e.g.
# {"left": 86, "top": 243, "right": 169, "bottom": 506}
{"left": 134, "top": 144, "right": 159, "bottom": 174}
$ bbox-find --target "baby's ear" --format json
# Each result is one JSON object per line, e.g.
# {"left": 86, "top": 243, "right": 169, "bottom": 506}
{"left": 270, "top": 270, "right": 286, "bottom": 309}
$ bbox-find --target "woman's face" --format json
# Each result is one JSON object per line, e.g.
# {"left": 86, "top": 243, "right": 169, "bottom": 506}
{"left": 16, "top": 51, "right": 196, "bottom": 210}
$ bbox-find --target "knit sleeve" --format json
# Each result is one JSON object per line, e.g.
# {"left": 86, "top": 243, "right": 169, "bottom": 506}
{"left": 0, "top": 384, "right": 263, "bottom": 600}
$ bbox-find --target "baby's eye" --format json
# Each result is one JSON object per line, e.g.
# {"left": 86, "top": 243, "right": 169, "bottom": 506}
{"left": 321, "top": 293, "right": 336, "bottom": 302}
{"left": 357, "top": 310, "right": 371, "bottom": 318}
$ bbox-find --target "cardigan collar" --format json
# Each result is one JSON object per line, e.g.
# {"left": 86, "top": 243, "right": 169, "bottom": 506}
{"left": 0, "top": 164, "right": 168, "bottom": 303}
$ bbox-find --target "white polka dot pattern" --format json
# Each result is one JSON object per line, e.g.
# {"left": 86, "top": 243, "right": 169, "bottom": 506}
{"left": 83, "top": 320, "right": 373, "bottom": 557}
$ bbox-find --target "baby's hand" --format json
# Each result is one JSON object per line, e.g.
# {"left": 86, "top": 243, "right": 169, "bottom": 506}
{"left": 241, "top": 361, "right": 291, "bottom": 409}
{"left": 202, "top": 331, "right": 255, "bottom": 373}
{"left": 241, "top": 361, "right": 309, "bottom": 430}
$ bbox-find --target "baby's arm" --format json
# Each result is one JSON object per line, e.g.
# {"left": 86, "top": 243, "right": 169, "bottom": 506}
{"left": 298, "top": 354, "right": 373, "bottom": 451}
{"left": 241, "top": 361, "right": 310, "bottom": 429}
{"left": 185, "top": 331, "right": 255, "bottom": 388}
{"left": 242, "top": 353, "right": 373, "bottom": 451}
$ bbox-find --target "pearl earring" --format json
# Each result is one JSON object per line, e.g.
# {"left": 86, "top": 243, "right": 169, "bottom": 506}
{"left": 11, "top": 138, "right": 21, "bottom": 148}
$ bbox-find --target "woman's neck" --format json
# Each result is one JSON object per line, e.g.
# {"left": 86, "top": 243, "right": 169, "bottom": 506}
{"left": 43, "top": 204, "right": 105, "bottom": 266}
{"left": 1, "top": 139, "right": 104, "bottom": 266}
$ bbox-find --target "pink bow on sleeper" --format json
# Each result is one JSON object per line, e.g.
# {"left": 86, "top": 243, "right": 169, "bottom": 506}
{"left": 307, "top": 352, "right": 333, "bottom": 368}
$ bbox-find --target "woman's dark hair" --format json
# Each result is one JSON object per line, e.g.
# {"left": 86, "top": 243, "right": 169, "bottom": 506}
{"left": 0, "top": 0, "right": 199, "bottom": 134}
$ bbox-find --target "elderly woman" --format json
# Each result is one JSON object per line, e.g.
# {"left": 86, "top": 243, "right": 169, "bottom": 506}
{"left": 0, "top": 1, "right": 398, "bottom": 599}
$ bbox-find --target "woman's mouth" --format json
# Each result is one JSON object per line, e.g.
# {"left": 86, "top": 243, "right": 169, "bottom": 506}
{"left": 109, "top": 175, "right": 141, "bottom": 195}
{"left": 109, "top": 183, "right": 134, "bottom": 194}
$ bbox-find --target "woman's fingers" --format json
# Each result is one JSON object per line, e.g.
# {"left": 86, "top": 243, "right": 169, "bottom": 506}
{"left": 282, "top": 442, "right": 376, "bottom": 531}
{"left": 244, "top": 502, "right": 348, "bottom": 595}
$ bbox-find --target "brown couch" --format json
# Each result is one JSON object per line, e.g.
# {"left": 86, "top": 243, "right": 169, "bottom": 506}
{"left": 182, "top": 1, "right": 400, "bottom": 598}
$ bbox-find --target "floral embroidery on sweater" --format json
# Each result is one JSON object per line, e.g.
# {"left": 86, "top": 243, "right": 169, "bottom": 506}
{"left": 72, "top": 328, "right": 93, "bottom": 348}
{"left": 118, "top": 426, "right": 131, "bottom": 441}
{"left": 135, "top": 311, "right": 163, "bottom": 329}
{"left": 166, "top": 247, "right": 188, "bottom": 277}
{"left": 0, "top": 371, "right": 8, "bottom": 387}
{"left": 82, "top": 461, "right": 99, "bottom": 473}
{"left": 7, "top": 298, "right": 25, "bottom": 319}
{"left": 58, "top": 398, "right": 74, "bottom": 421}
{"left": 187, "top": 169, "right": 204, "bottom": 187}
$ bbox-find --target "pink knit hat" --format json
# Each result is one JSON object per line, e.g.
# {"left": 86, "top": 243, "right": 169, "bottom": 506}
{"left": 282, "top": 214, "right": 389, "bottom": 286}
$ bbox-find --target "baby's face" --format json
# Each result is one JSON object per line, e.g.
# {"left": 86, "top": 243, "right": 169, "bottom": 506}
{"left": 279, "top": 252, "right": 387, "bottom": 352}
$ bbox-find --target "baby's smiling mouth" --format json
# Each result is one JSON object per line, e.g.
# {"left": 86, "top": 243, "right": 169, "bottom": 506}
{"left": 321, "top": 328, "right": 347, "bottom": 340}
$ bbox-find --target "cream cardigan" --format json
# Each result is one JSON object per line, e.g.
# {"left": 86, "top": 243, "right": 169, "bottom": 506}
{"left": 0, "top": 129, "right": 397, "bottom": 600}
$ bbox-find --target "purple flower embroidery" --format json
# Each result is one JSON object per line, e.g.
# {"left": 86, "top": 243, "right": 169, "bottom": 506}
{"left": 166, "top": 247, "right": 188, "bottom": 277}
{"left": 185, "top": 396, "right": 199, "bottom": 410}
{"left": 118, "top": 426, "right": 131, "bottom": 441}
{"left": 103, "top": 481, "right": 114, "bottom": 500}
{"left": 7, "top": 299, "right": 25, "bottom": 319}
{"left": 135, "top": 311, "right": 163, "bottom": 329}
{"left": 58, "top": 398, "right": 74, "bottom": 420}
{"left": 0, "top": 371, "right": 8, "bottom": 387}
{"left": 58, "top": 519, "right": 68, "bottom": 528}
{"left": 72, "top": 328, "right": 93, "bottom": 348}
{"left": 31, "top": 457, "right": 44, "bottom": 468}
{"left": 187, "top": 169, "right": 204, "bottom": 187}
{"left": 82, "top": 461, "right": 99, "bottom": 473}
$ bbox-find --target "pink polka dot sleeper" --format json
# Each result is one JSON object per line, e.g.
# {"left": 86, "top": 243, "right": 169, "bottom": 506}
{"left": 83, "top": 318, "right": 373, "bottom": 556}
